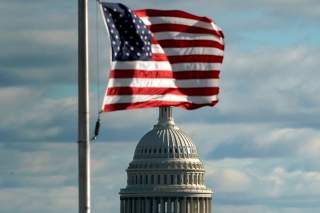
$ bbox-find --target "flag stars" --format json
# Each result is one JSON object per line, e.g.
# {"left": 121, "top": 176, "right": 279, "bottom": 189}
{"left": 103, "top": 4, "right": 153, "bottom": 61}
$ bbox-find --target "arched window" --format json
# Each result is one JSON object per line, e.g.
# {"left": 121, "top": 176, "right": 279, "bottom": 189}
{"left": 170, "top": 175, "right": 174, "bottom": 184}
{"left": 151, "top": 175, "right": 154, "bottom": 184}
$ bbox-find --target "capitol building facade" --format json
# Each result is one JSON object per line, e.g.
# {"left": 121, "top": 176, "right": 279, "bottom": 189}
{"left": 119, "top": 107, "right": 213, "bottom": 213}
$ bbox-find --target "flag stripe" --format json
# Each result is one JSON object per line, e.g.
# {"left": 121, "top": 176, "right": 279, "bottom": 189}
{"left": 154, "top": 32, "right": 223, "bottom": 43}
{"left": 104, "top": 94, "right": 218, "bottom": 104}
{"left": 111, "top": 61, "right": 171, "bottom": 71}
{"left": 156, "top": 39, "right": 224, "bottom": 49}
{"left": 103, "top": 100, "right": 218, "bottom": 112}
{"left": 109, "top": 70, "right": 220, "bottom": 79}
{"left": 107, "top": 78, "right": 219, "bottom": 88}
{"left": 149, "top": 24, "right": 222, "bottom": 38}
{"left": 172, "top": 63, "right": 222, "bottom": 71}
{"left": 140, "top": 16, "right": 215, "bottom": 30}
{"left": 111, "top": 61, "right": 222, "bottom": 71}
{"left": 164, "top": 47, "right": 224, "bottom": 56}
{"left": 107, "top": 87, "right": 219, "bottom": 96}
{"left": 134, "top": 9, "right": 213, "bottom": 23}
{"left": 167, "top": 55, "right": 224, "bottom": 64}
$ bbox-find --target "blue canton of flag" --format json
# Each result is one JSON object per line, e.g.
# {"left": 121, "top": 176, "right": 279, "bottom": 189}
{"left": 101, "top": 3, "right": 153, "bottom": 61}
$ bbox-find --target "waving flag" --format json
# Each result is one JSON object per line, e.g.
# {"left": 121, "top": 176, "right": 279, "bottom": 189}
{"left": 101, "top": 3, "right": 224, "bottom": 112}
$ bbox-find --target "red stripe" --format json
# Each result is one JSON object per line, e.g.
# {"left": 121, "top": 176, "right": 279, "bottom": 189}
{"left": 151, "top": 53, "right": 168, "bottom": 61}
{"left": 134, "top": 9, "right": 213, "bottom": 23}
{"left": 107, "top": 87, "right": 219, "bottom": 96}
{"left": 168, "top": 55, "right": 224, "bottom": 64}
{"left": 155, "top": 39, "right": 224, "bottom": 50}
{"left": 149, "top": 24, "right": 222, "bottom": 38}
{"left": 103, "top": 100, "right": 219, "bottom": 112}
{"left": 109, "top": 70, "right": 220, "bottom": 79}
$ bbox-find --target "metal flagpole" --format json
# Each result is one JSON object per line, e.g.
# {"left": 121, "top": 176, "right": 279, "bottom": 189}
{"left": 78, "top": 0, "right": 90, "bottom": 213}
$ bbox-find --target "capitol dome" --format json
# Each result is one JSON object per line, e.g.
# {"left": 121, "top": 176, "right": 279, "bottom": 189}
{"left": 120, "top": 107, "right": 213, "bottom": 213}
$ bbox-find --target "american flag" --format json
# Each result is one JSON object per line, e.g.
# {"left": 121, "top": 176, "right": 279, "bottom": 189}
{"left": 101, "top": 3, "right": 224, "bottom": 112}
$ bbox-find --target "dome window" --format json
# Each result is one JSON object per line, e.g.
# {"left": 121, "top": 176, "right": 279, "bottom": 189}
{"left": 177, "top": 175, "right": 181, "bottom": 184}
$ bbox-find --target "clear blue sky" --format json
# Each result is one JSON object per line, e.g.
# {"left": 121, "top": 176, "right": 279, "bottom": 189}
{"left": 1, "top": 0, "right": 320, "bottom": 213}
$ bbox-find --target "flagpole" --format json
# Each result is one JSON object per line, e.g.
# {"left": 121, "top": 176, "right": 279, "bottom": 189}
{"left": 78, "top": 0, "right": 90, "bottom": 213}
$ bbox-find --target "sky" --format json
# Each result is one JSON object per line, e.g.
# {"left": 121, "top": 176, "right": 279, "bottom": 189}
{"left": 1, "top": 0, "right": 320, "bottom": 212}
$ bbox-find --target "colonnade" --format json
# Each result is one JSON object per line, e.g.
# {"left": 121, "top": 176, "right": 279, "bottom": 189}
{"left": 120, "top": 197, "right": 211, "bottom": 213}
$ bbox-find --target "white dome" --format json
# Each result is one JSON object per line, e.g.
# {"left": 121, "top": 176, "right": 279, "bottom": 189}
{"left": 134, "top": 124, "right": 198, "bottom": 159}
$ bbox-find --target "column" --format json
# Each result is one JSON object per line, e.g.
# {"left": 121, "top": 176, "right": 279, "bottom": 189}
{"left": 196, "top": 198, "right": 199, "bottom": 213}
{"left": 202, "top": 198, "right": 206, "bottom": 213}
{"left": 152, "top": 198, "right": 157, "bottom": 213}
{"left": 209, "top": 198, "right": 211, "bottom": 213}
{"left": 136, "top": 198, "right": 140, "bottom": 213}
{"left": 181, "top": 198, "right": 186, "bottom": 213}
{"left": 128, "top": 198, "right": 132, "bottom": 213}
{"left": 142, "top": 198, "right": 145, "bottom": 213}
{"left": 200, "top": 198, "right": 204, "bottom": 213}
{"left": 120, "top": 199, "right": 124, "bottom": 213}
{"left": 167, "top": 198, "right": 171, "bottom": 213}
{"left": 205, "top": 199, "right": 209, "bottom": 213}
{"left": 174, "top": 198, "right": 178, "bottom": 213}
{"left": 124, "top": 199, "right": 128, "bottom": 213}
{"left": 190, "top": 198, "right": 194, "bottom": 213}
{"left": 132, "top": 198, "right": 136, "bottom": 213}
{"left": 145, "top": 198, "right": 150, "bottom": 213}
{"left": 161, "top": 198, "right": 165, "bottom": 213}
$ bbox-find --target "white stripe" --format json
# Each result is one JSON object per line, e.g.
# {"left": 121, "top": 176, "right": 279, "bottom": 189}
{"left": 104, "top": 94, "right": 218, "bottom": 104}
{"left": 140, "top": 16, "right": 214, "bottom": 30}
{"left": 154, "top": 32, "right": 223, "bottom": 44}
{"left": 172, "top": 63, "right": 222, "bottom": 71}
{"left": 111, "top": 61, "right": 171, "bottom": 71}
{"left": 107, "top": 78, "right": 219, "bottom": 88}
{"left": 164, "top": 47, "right": 224, "bottom": 56}
{"left": 112, "top": 62, "right": 222, "bottom": 72}
{"left": 151, "top": 44, "right": 165, "bottom": 54}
